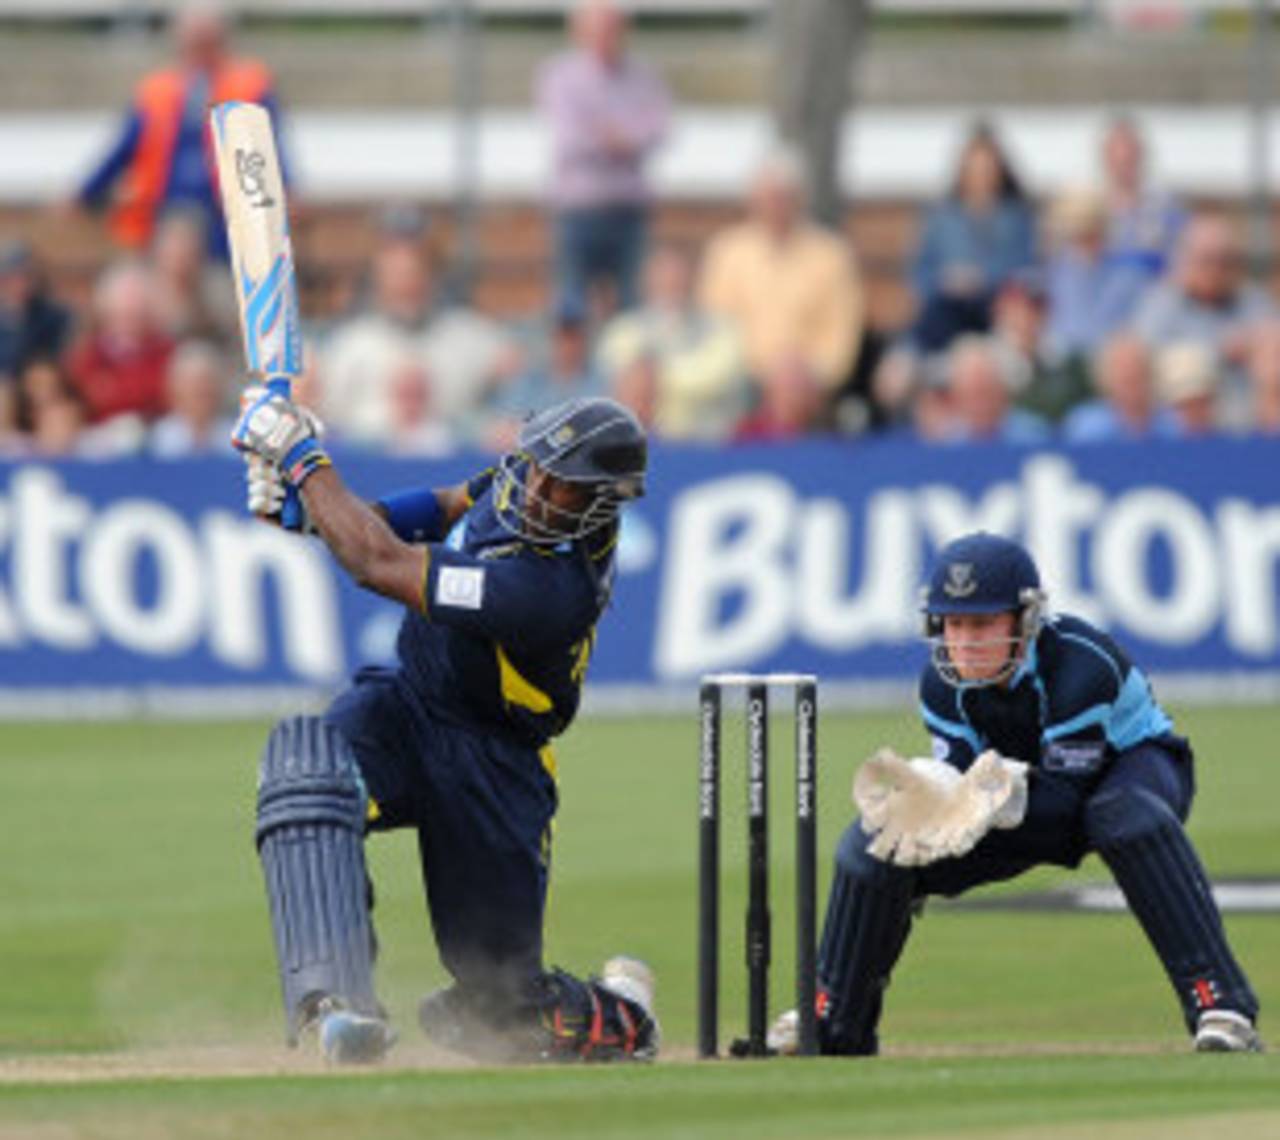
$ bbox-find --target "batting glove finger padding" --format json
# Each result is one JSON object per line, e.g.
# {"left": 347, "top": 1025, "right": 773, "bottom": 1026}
{"left": 246, "top": 454, "right": 287, "bottom": 517}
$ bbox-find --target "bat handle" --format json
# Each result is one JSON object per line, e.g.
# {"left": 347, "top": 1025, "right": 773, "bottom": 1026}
{"left": 266, "top": 375, "right": 305, "bottom": 531}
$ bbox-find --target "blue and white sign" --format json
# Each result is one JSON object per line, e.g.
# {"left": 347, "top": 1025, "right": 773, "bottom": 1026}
{"left": 1, "top": 438, "right": 1278, "bottom": 714}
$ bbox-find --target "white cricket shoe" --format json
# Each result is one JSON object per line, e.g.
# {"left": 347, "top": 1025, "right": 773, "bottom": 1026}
{"left": 766, "top": 1008, "right": 800, "bottom": 1055}
{"left": 600, "top": 956, "right": 661, "bottom": 1059}
{"left": 316, "top": 1001, "right": 397, "bottom": 1065}
{"left": 1194, "top": 1010, "right": 1263, "bottom": 1053}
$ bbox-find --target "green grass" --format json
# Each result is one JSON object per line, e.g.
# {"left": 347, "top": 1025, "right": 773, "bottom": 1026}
{"left": 0, "top": 705, "right": 1277, "bottom": 1137}
{"left": 1, "top": 1057, "right": 1279, "bottom": 1140}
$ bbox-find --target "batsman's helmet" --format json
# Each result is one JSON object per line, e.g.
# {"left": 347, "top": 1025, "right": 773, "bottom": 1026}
{"left": 921, "top": 532, "right": 1046, "bottom": 687}
{"left": 494, "top": 396, "right": 647, "bottom": 543}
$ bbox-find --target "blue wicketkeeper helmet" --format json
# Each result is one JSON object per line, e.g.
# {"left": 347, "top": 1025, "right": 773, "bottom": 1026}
{"left": 495, "top": 396, "right": 647, "bottom": 543}
{"left": 921, "top": 532, "right": 1047, "bottom": 687}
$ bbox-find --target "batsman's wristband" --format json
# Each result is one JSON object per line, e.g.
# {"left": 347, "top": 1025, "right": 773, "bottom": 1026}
{"left": 281, "top": 438, "right": 332, "bottom": 488}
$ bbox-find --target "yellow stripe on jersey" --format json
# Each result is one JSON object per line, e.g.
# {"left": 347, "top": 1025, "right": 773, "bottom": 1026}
{"left": 496, "top": 646, "right": 554, "bottom": 713}
{"left": 569, "top": 628, "right": 596, "bottom": 685}
{"left": 591, "top": 529, "right": 618, "bottom": 561}
{"left": 539, "top": 744, "right": 559, "bottom": 783}
{"left": 539, "top": 748, "right": 558, "bottom": 871}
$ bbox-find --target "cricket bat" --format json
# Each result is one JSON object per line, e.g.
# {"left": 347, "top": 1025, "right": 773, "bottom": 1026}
{"left": 210, "top": 100, "right": 303, "bottom": 527}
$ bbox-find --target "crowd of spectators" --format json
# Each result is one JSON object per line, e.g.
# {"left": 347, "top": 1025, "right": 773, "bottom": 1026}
{"left": 2, "top": 0, "right": 1279, "bottom": 463}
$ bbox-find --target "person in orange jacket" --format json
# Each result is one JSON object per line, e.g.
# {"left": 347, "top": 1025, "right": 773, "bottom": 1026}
{"left": 74, "top": 3, "right": 285, "bottom": 261}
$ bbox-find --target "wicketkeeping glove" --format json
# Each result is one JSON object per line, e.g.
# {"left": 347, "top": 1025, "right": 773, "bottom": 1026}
{"left": 232, "top": 384, "right": 330, "bottom": 487}
{"left": 852, "top": 748, "right": 1029, "bottom": 867}
{"left": 853, "top": 750, "right": 963, "bottom": 866}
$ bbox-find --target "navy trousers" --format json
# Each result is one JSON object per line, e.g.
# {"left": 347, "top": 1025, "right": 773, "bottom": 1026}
{"left": 325, "top": 668, "right": 557, "bottom": 1008}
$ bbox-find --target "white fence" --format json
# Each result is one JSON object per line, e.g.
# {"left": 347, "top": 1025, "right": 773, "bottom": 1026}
{"left": 0, "top": 1, "right": 1204, "bottom": 19}
{"left": 1, "top": 104, "right": 1272, "bottom": 201}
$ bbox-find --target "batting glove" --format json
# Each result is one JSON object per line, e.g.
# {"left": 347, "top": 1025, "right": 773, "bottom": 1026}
{"left": 232, "top": 384, "right": 330, "bottom": 487}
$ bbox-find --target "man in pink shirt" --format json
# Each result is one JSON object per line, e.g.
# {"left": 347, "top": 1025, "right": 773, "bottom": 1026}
{"left": 537, "top": 1, "right": 670, "bottom": 318}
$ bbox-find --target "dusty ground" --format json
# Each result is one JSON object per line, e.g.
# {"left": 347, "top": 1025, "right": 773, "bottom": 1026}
{"left": 0, "top": 1038, "right": 1187, "bottom": 1085}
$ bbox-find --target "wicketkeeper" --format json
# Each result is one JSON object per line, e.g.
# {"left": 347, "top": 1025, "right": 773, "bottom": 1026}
{"left": 775, "top": 531, "right": 1262, "bottom": 1056}
{"left": 232, "top": 390, "right": 658, "bottom": 1065}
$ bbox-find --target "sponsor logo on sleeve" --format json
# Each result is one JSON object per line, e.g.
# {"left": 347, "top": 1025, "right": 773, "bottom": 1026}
{"left": 437, "top": 565, "right": 485, "bottom": 610}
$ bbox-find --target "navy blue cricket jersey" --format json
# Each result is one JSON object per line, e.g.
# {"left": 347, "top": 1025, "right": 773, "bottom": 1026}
{"left": 387, "top": 469, "right": 617, "bottom": 748}
{"left": 920, "top": 613, "right": 1175, "bottom": 779}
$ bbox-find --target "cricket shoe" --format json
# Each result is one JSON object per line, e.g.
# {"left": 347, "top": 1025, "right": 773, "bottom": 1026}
{"left": 310, "top": 997, "right": 396, "bottom": 1065}
{"left": 599, "top": 956, "right": 661, "bottom": 1061}
{"left": 419, "top": 985, "right": 499, "bottom": 1058}
{"left": 1194, "top": 1010, "right": 1264, "bottom": 1053}
{"left": 766, "top": 1008, "right": 800, "bottom": 1055}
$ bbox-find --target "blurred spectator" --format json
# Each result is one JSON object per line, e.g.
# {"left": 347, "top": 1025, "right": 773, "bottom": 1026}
{"left": 1042, "top": 187, "right": 1150, "bottom": 361}
{"left": 486, "top": 307, "right": 604, "bottom": 446}
{"left": 72, "top": 3, "right": 282, "bottom": 259}
{"left": 334, "top": 202, "right": 436, "bottom": 318}
{"left": 598, "top": 244, "right": 747, "bottom": 440}
{"left": 911, "top": 373, "right": 955, "bottom": 444}
{"left": 1100, "top": 115, "right": 1186, "bottom": 278}
{"left": 150, "top": 339, "right": 235, "bottom": 457}
{"left": 0, "top": 240, "right": 74, "bottom": 388}
{"left": 538, "top": 0, "right": 670, "bottom": 317}
{"left": 772, "top": 0, "right": 869, "bottom": 228}
{"left": 700, "top": 149, "right": 864, "bottom": 402}
{"left": 869, "top": 344, "right": 924, "bottom": 429}
{"left": 909, "top": 124, "right": 1036, "bottom": 352}
{"left": 15, "top": 356, "right": 69, "bottom": 429}
{"left": 943, "top": 335, "right": 1050, "bottom": 444}
{"left": 149, "top": 208, "right": 237, "bottom": 344}
{"left": 12, "top": 355, "right": 137, "bottom": 457}
{"left": 1247, "top": 322, "right": 1280, "bottom": 435}
{"left": 610, "top": 350, "right": 659, "bottom": 432}
{"left": 291, "top": 344, "right": 325, "bottom": 414}
{"left": 1131, "top": 210, "right": 1276, "bottom": 424}
{"left": 382, "top": 355, "right": 455, "bottom": 459}
{"left": 990, "top": 270, "right": 1088, "bottom": 423}
{"left": 322, "top": 240, "right": 512, "bottom": 446}
{"left": 376, "top": 201, "right": 431, "bottom": 249}
{"left": 0, "top": 370, "right": 19, "bottom": 456}
{"left": 735, "top": 355, "right": 826, "bottom": 442}
{"left": 872, "top": 347, "right": 953, "bottom": 442}
{"left": 1155, "top": 341, "right": 1220, "bottom": 437}
{"left": 1061, "top": 334, "right": 1179, "bottom": 442}
{"left": 29, "top": 389, "right": 88, "bottom": 458}
{"left": 65, "top": 260, "right": 174, "bottom": 425}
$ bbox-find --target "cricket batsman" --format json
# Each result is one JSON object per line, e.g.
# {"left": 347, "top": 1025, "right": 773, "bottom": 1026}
{"left": 775, "top": 532, "right": 1262, "bottom": 1056}
{"left": 232, "top": 391, "right": 659, "bottom": 1065}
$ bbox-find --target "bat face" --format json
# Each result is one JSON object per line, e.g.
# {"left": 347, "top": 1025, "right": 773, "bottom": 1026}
{"left": 210, "top": 101, "right": 302, "bottom": 382}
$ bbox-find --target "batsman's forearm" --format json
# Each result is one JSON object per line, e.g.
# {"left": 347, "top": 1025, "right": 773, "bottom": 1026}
{"left": 300, "top": 468, "right": 426, "bottom": 609}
